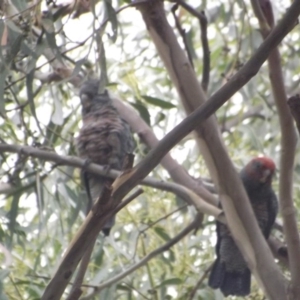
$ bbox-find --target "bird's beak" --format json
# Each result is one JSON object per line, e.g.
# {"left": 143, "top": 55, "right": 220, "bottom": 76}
{"left": 81, "top": 94, "right": 91, "bottom": 108}
{"left": 260, "top": 169, "right": 271, "bottom": 182}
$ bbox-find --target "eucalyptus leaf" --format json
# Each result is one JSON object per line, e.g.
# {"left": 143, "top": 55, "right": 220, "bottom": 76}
{"left": 142, "top": 95, "right": 176, "bottom": 109}
{"left": 155, "top": 277, "right": 182, "bottom": 289}
{"left": 154, "top": 226, "right": 171, "bottom": 242}
{"left": 131, "top": 101, "right": 151, "bottom": 125}
{"left": 104, "top": 0, "right": 118, "bottom": 43}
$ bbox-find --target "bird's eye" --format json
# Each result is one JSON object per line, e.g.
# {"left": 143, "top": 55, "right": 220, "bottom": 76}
{"left": 254, "top": 160, "right": 262, "bottom": 169}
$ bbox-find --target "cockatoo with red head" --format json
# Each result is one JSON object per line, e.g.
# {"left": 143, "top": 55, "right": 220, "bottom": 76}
{"left": 209, "top": 157, "right": 278, "bottom": 296}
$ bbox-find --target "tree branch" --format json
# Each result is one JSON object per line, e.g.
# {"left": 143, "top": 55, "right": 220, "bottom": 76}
{"left": 171, "top": 4, "right": 194, "bottom": 68}
{"left": 135, "top": 0, "right": 300, "bottom": 298}
{"left": 80, "top": 215, "right": 201, "bottom": 300}
{"left": 111, "top": 95, "right": 218, "bottom": 206}
{"left": 251, "top": 0, "right": 300, "bottom": 297}
{"left": 174, "top": 0, "right": 210, "bottom": 92}
{"left": 188, "top": 264, "right": 213, "bottom": 300}
{"left": 268, "top": 236, "right": 289, "bottom": 268}
{"left": 0, "top": 143, "right": 221, "bottom": 219}
{"left": 1, "top": 143, "right": 224, "bottom": 300}
{"left": 287, "top": 94, "right": 300, "bottom": 135}
{"left": 38, "top": 0, "right": 300, "bottom": 296}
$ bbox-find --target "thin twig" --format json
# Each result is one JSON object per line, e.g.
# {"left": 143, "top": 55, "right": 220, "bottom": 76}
{"left": 221, "top": 106, "right": 265, "bottom": 132}
{"left": 80, "top": 215, "right": 201, "bottom": 300}
{"left": 287, "top": 94, "right": 300, "bottom": 135}
{"left": 115, "top": 188, "right": 144, "bottom": 212}
{"left": 131, "top": 204, "right": 188, "bottom": 259}
{"left": 171, "top": 4, "right": 194, "bottom": 68}
{"left": 140, "top": 204, "right": 188, "bottom": 234}
{"left": 198, "top": 10, "right": 210, "bottom": 92}
{"left": 174, "top": 0, "right": 210, "bottom": 92}
{"left": 188, "top": 264, "right": 213, "bottom": 300}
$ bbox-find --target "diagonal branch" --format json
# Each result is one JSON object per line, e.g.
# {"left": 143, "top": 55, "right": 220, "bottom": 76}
{"left": 135, "top": 1, "right": 300, "bottom": 298}
{"left": 251, "top": 0, "right": 300, "bottom": 297}
{"left": 111, "top": 95, "right": 218, "bottom": 205}
{"left": 126, "top": 0, "right": 300, "bottom": 194}
{"left": 39, "top": 0, "right": 300, "bottom": 297}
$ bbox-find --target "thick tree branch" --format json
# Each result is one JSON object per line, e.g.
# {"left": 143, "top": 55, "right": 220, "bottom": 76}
{"left": 1, "top": 143, "right": 224, "bottom": 300}
{"left": 126, "top": 0, "right": 300, "bottom": 192}
{"left": 0, "top": 144, "right": 221, "bottom": 219}
{"left": 38, "top": 0, "right": 300, "bottom": 296}
{"left": 66, "top": 240, "right": 95, "bottom": 300}
{"left": 252, "top": 0, "right": 300, "bottom": 297}
{"left": 13, "top": 18, "right": 218, "bottom": 209}
{"left": 111, "top": 95, "right": 218, "bottom": 205}
{"left": 8, "top": 0, "right": 217, "bottom": 215}
{"left": 135, "top": 0, "right": 300, "bottom": 298}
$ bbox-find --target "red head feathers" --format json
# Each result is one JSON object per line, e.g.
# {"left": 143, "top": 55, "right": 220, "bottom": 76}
{"left": 241, "top": 157, "right": 276, "bottom": 185}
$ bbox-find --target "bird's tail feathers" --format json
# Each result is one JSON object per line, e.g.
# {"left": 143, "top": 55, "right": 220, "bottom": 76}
{"left": 220, "top": 269, "right": 251, "bottom": 297}
{"left": 208, "top": 259, "right": 225, "bottom": 289}
{"left": 102, "top": 216, "right": 116, "bottom": 236}
{"left": 208, "top": 259, "right": 251, "bottom": 297}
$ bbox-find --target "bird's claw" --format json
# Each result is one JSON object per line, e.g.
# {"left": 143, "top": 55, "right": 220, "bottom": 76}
{"left": 82, "top": 158, "right": 92, "bottom": 171}
{"left": 103, "top": 164, "right": 111, "bottom": 174}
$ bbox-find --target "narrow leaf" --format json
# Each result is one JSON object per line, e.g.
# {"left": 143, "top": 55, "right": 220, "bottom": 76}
{"left": 156, "top": 278, "right": 182, "bottom": 288}
{"left": 142, "top": 95, "right": 176, "bottom": 109}
{"left": 104, "top": 0, "right": 118, "bottom": 43}
{"left": 154, "top": 226, "right": 171, "bottom": 242}
{"left": 131, "top": 101, "right": 151, "bottom": 125}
